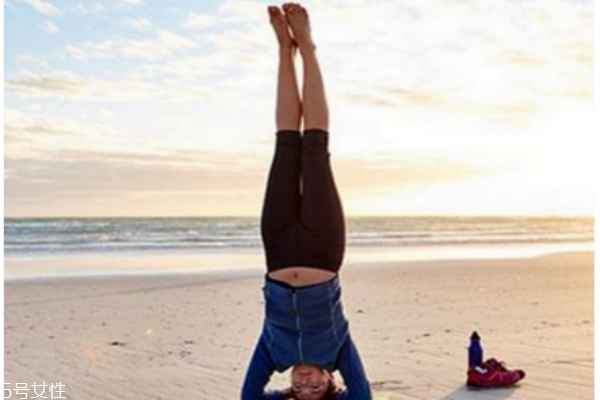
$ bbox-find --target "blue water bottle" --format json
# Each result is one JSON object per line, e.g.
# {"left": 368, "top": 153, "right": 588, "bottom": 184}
{"left": 468, "top": 331, "right": 483, "bottom": 369}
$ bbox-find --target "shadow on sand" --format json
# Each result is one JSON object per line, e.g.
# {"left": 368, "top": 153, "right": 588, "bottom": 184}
{"left": 437, "top": 384, "right": 518, "bottom": 400}
{"left": 373, "top": 381, "right": 521, "bottom": 400}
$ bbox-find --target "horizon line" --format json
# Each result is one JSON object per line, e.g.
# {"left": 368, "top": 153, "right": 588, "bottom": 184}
{"left": 3, "top": 214, "right": 594, "bottom": 219}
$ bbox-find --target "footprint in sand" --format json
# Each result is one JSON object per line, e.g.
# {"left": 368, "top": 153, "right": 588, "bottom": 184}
{"left": 370, "top": 379, "right": 412, "bottom": 392}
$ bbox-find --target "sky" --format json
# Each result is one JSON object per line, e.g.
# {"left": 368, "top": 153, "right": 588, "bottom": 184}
{"left": 3, "top": 0, "right": 594, "bottom": 217}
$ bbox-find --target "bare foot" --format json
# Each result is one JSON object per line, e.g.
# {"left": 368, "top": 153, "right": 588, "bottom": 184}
{"left": 268, "top": 5, "right": 297, "bottom": 51}
{"left": 283, "top": 3, "right": 316, "bottom": 54}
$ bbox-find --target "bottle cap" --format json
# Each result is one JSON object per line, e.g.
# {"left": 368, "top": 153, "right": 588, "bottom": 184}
{"left": 470, "top": 331, "right": 480, "bottom": 340}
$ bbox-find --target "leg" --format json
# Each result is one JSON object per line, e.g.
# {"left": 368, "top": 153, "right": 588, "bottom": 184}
{"left": 299, "top": 19, "right": 341, "bottom": 235}
{"left": 276, "top": 47, "right": 302, "bottom": 131}
{"left": 260, "top": 130, "right": 301, "bottom": 241}
{"left": 269, "top": 5, "right": 302, "bottom": 131}
{"left": 285, "top": 3, "right": 345, "bottom": 266}
{"left": 301, "top": 128, "right": 344, "bottom": 224}
{"left": 300, "top": 128, "right": 345, "bottom": 266}
{"left": 284, "top": 2, "right": 328, "bottom": 131}
{"left": 261, "top": 6, "right": 303, "bottom": 248}
{"left": 301, "top": 42, "right": 328, "bottom": 131}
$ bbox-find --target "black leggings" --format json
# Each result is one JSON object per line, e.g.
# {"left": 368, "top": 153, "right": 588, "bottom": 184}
{"left": 260, "top": 129, "right": 346, "bottom": 273}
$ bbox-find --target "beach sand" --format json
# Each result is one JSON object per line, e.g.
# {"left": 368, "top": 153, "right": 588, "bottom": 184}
{"left": 4, "top": 251, "right": 594, "bottom": 399}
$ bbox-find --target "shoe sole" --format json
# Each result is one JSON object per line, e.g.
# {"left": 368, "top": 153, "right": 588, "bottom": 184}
{"left": 466, "top": 381, "right": 524, "bottom": 390}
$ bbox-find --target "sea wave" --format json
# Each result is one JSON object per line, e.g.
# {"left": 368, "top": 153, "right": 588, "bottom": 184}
{"left": 4, "top": 216, "right": 593, "bottom": 256}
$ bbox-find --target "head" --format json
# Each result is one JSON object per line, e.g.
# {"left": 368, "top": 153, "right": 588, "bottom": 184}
{"left": 290, "top": 364, "right": 339, "bottom": 400}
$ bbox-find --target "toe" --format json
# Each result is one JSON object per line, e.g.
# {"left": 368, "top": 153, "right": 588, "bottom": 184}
{"left": 271, "top": 6, "right": 283, "bottom": 18}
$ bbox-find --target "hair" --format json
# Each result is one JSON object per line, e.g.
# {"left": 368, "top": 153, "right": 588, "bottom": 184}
{"left": 290, "top": 379, "right": 342, "bottom": 400}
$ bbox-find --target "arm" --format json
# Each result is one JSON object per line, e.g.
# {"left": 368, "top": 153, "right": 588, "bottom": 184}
{"left": 334, "top": 334, "right": 372, "bottom": 400}
{"left": 241, "top": 333, "right": 288, "bottom": 400}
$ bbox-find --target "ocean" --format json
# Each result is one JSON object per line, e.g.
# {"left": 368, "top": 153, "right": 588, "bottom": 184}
{"left": 3, "top": 216, "right": 594, "bottom": 256}
{"left": 3, "top": 216, "right": 594, "bottom": 279}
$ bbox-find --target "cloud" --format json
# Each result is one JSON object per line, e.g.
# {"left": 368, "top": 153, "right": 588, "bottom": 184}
{"left": 4, "top": 107, "right": 84, "bottom": 140}
{"left": 5, "top": 70, "right": 215, "bottom": 103}
{"left": 369, "top": 87, "right": 447, "bottom": 109}
{"left": 122, "top": 17, "right": 152, "bottom": 31}
{"left": 218, "top": 0, "right": 266, "bottom": 24}
{"left": 7, "top": 0, "right": 61, "bottom": 16}
{"left": 334, "top": 155, "right": 491, "bottom": 192}
{"left": 4, "top": 147, "right": 266, "bottom": 201}
{"left": 116, "top": 0, "right": 143, "bottom": 6}
{"left": 206, "top": 25, "right": 271, "bottom": 52}
{"left": 491, "top": 50, "right": 545, "bottom": 67}
{"left": 39, "top": 21, "right": 59, "bottom": 34}
{"left": 340, "top": 93, "right": 398, "bottom": 109}
{"left": 3, "top": 106, "right": 118, "bottom": 162}
{"left": 135, "top": 51, "right": 257, "bottom": 80}
{"left": 65, "top": 30, "right": 197, "bottom": 61}
{"left": 70, "top": 3, "right": 107, "bottom": 15}
{"left": 316, "top": 0, "right": 591, "bottom": 124}
{"left": 342, "top": 85, "right": 537, "bottom": 125}
{"left": 554, "top": 39, "right": 594, "bottom": 70}
{"left": 3, "top": 145, "right": 489, "bottom": 217}
{"left": 183, "top": 13, "right": 216, "bottom": 29}
{"left": 4, "top": 0, "right": 593, "bottom": 217}
{"left": 14, "top": 53, "right": 49, "bottom": 68}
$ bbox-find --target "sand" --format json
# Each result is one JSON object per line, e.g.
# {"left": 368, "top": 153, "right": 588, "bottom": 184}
{"left": 3, "top": 251, "right": 594, "bottom": 399}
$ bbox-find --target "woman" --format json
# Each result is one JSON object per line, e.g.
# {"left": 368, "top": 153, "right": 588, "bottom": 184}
{"left": 241, "top": 3, "right": 372, "bottom": 400}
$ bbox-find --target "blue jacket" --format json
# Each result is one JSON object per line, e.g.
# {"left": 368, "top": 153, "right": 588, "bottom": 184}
{"left": 241, "top": 276, "right": 372, "bottom": 400}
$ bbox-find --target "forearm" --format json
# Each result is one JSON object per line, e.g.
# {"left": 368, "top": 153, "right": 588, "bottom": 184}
{"left": 335, "top": 334, "right": 372, "bottom": 400}
{"left": 242, "top": 334, "right": 286, "bottom": 400}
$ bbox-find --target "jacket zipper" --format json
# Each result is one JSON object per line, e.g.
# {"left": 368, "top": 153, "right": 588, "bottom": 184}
{"left": 292, "top": 291, "right": 304, "bottom": 364}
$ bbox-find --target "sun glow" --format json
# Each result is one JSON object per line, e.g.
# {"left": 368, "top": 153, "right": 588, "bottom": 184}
{"left": 344, "top": 101, "right": 594, "bottom": 217}
{"left": 4, "top": 0, "right": 593, "bottom": 217}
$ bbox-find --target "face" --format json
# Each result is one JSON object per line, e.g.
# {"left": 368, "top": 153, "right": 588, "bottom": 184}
{"left": 290, "top": 364, "right": 333, "bottom": 400}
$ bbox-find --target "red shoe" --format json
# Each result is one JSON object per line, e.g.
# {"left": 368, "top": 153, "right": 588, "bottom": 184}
{"left": 466, "top": 358, "right": 526, "bottom": 388}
